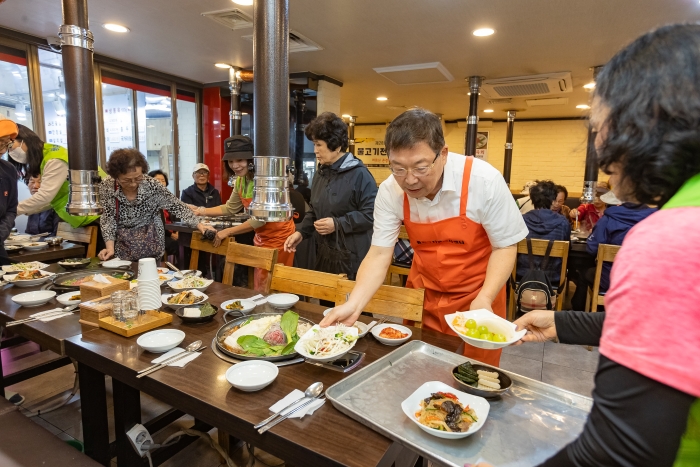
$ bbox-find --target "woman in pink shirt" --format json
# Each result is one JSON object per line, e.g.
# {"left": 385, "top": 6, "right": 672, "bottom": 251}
{"left": 480, "top": 24, "right": 700, "bottom": 467}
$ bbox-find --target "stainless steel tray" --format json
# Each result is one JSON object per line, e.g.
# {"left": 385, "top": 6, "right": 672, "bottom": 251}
{"left": 326, "top": 340, "right": 592, "bottom": 467}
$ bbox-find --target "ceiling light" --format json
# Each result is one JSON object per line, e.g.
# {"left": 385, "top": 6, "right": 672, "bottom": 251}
{"left": 376, "top": 96, "right": 388, "bottom": 101}
{"left": 583, "top": 82, "right": 596, "bottom": 90}
{"left": 483, "top": 109, "right": 494, "bottom": 113}
{"left": 473, "top": 28, "right": 495, "bottom": 37}
{"left": 215, "top": 63, "right": 231, "bottom": 69}
{"left": 103, "top": 23, "right": 130, "bottom": 33}
{"left": 232, "top": 0, "right": 253, "bottom": 4}
{"left": 341, "top": 114, "right": 352, "bottom": 118}
{"left": 576, "top": 104, "right": 591, "bottom": 109}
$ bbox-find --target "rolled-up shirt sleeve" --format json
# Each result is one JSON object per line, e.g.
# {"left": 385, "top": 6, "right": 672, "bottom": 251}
{"left": 18, "top": 159, "right": 66, "bottom": 215}
{"left": 371, "top": 179, "right": 402, "bottom": 248}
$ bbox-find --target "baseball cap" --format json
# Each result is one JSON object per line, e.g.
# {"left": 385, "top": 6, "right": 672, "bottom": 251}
{"left": 0, "top": 120, "right": 18, "bottom": 139}
{"left": 223, "top": 135, "right": 254, "bottom": 161}
{"left": 192, "top": 163, "right": 209, "bottom": 175}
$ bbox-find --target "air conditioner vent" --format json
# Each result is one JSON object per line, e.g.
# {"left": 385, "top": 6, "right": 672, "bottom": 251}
{"left": 486, "top": 98, "right": 512, "bottom": 105}
{"left": 201, "top": 8, "right": 253, "bottom": 30}
{"left": 241, "top": 30, "right": 323, "bottom": 53}
{"left": 482, "top": 72, "right": 572, "bottom": 98}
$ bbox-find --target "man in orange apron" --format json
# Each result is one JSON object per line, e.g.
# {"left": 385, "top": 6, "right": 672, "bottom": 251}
{"left": 321, "top": 109, "right": 527, "bottom": 366}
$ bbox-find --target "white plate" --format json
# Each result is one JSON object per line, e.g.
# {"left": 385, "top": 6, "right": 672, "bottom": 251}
{"left": 225, "top": 361, "right": 279, "bottom": 392}
{"left": 161, "top": 291, "right": 208, "bottom": 310}
{"left": 445, "top": 309, "right": 527, "bottom": 350}
{"left": 21, "top": 242, "right": 48, "bottom": 251}
{"left": 102, "top": 259, "right": 132, "bottom": 268}
{"left": 371, "top": 323, "right": 412, "bottom": 346}
{"left": 4, "top": 245, "right": 22, "bottom": 251}
{"left": 294, "top": 324, "right": 359, "bottom": 362}
{"left": 137, "top": 329, "right": 186, "bottom": 353}
{"left": 322, "top": 310, "right": 370, "bottom": 338}
{"left": 266, "top": 293, "right": 299, "bottom": 309}
{"left": 56, "top": 291, "right": 82, "bottom": 306}
{"left": 3, "top": 270, "right": 55, "bottom": 288}
{"left": 173, "top": 270, "right": 202, "bottom": 280}
{"left": 401, "top": 381, "right": 489, "bottom": 439}
{"left": 168, "top": 277, "right": 214, "bottom": 292}
{"left": 2, "top": 262, "right": 50, "bottom": 273}
{"left": 220, "top": 299, "right": 257, "bottom": 315}
{"left": 157, "top": 267, "right": 170, "bottom": 275}
{"left": 12, "top": 290, "right": 56, "bottom": 307}
{"left": 8, "top": 234, "right": 30, "bottom": 241}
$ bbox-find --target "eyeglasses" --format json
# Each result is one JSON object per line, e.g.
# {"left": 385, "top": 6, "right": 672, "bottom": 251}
{"left": 389, "top": 151, "right": 441, "bottom": 178}
{"left": 118, "top": 176, "right": 144, "bottom": 185}
{"left": 194, "top": 170, "right": 209, "bottom": 176}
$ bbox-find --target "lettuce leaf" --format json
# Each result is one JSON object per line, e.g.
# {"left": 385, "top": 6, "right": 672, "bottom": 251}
{"left": 280, "top": 310, "right": 299, "bottom": 344}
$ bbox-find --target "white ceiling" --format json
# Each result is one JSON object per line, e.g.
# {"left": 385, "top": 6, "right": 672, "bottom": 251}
{"left": 2, "top": 0, "right": 699, "bottom": 122}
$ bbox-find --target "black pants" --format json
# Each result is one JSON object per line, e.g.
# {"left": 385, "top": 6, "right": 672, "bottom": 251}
{"left": 571, "top": 267, "right": 597, "bottom": 311}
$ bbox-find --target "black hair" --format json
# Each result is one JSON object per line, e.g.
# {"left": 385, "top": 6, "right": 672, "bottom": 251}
{"left": 594, "top": 23, "right": 700, "bottom": 206}
{"left": 555, "top": 184, "right": 568, "bottom": 199}
{"left": 9, "top": 124, "right": 45, "bottom": 183}
{"left": 385, "top": 108, "right": 445, "bottom": 155}
{"left": 530, "top": 180, "right": 559, "bottom": 209}
{"left": 304, "top": 112, "right": 348, "bottom": 152}
{"left": 106, "top": 148, "right": 149, "bottom": 179}
{"left": 148, "top": 169, "right": 169, "bottom": 187}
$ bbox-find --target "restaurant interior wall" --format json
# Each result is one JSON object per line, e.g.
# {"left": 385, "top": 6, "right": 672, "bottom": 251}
{"left": 202, "top": 86, "right": 232, "bottom": 202}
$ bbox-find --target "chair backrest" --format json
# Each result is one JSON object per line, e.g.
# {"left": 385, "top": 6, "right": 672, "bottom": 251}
{"left": 398, "top": 225, "right": 409, "bottom": 240}
{"left": 56, "top": 222, "right": 98, "bottom": 258}
{"left": 188, "top": 231, "right": 232, "bottom": 277}
{"left": 224, "top": 241, "right": 278, "bottom": 292}
{"left": 335, "top": 279, "right": 425, "bottom": 327}
{"left": 590, "top": 243, "right": 622, "bottom": 310}
{"left": 270, "top": 264, "right": 346, "bottom": 303}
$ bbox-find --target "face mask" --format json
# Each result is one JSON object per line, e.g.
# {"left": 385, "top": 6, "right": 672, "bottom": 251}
{"left": 9, "top": 145, "right": 27, "bottom": 164}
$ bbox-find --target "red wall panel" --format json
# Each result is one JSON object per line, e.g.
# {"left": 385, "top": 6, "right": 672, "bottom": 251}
{"left": 202, "top": 87, "right": 232, "bottom": 202}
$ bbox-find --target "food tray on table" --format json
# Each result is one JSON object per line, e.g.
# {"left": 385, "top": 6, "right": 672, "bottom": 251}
{"left": 326, "top": 340, "right": 592, "bottom": 467}
{"left": 98, "top": 310, "right": 173, "bottom": 337}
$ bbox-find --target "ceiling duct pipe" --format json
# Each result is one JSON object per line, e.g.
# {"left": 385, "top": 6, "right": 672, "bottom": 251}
{"left": 581, "top": 65, "right": 604, "bottom": 203}
{"left": 347, "top": 116, "right": 356, "bottom": 156}
{"left": 464, "top": 76, "right": 484, "bottom": 156}
{"left": 60, "top": 0, "right": 102, "bottom": 215}
{"left": 249, "top": 0, "right": 293, "bottom": 222}
{"left": 229, "top": 66, "right": 242, "bottom": 137}
{"left": 502, "top": 110, "right": 516, "bottom": 187}
{"left": 293, "top": 90, "right": 306, "bottom": 184}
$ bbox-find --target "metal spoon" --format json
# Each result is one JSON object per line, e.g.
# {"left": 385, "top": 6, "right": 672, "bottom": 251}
{"left": 254, "top": 382, "right": 324, "bottom": 429}
{"left": 136, "top": 340, "right": 203, "bottom": 375}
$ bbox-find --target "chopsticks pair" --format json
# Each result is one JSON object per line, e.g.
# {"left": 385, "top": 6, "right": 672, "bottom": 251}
{"left": 7, "top": 305, "right": 79, "bottom": 327}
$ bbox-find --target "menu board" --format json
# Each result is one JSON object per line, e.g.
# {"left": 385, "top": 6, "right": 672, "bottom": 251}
{"left": 476, "top": 131, "right": 489, "bottom": 161}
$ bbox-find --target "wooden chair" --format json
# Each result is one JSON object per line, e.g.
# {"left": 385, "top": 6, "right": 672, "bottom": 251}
{"left": 384, "top": 226, "right": 412, "bottom": 286}
{"left": 188, "top": 231, "right": 232, "bottom": 278}
{"left": 508, "top": 238, "right": 570, "bottom": 321}
{"left": 586, "top": 244, "right": 621, "bottom": 312}
{"left": 335, "top": 279, "right": 425, "bottom": 327}
{"left": 223, "top": 241, "right": 278, "bottom": 293}
{"left": 270, "top": 264, "right": 346, "bottom": 304}
{"left": 56, "top": 222, "right": 98, "bottom": 258}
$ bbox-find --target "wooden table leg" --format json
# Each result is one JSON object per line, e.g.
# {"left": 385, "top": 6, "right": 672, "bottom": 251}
{"left": 112, "top": 378, "right": 143, "bottom": 466}
{"left": 78, "top": 362, "right": 110, "bottom": 466}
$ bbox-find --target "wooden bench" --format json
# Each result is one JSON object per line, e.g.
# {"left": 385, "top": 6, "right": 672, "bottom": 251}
{"left": 335, "top": 279, "right": 425, "bottom": 327}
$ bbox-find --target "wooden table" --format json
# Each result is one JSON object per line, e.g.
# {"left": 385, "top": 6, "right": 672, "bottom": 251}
{"left": 7, "top": 242, "right": 86, "bottom": 263}
{"left": 64, "top": 282, "right": 463, "bottom": 467}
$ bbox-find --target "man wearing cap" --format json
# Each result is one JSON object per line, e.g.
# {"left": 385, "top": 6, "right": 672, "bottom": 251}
{"left": 0, "top": 120, "right": 19, "bottom": 266}
{"left": 181, "top": 163, "right": 221, "bottom": 210}
{"left": 190, "top": 136, "right": 296, "bottom": 290}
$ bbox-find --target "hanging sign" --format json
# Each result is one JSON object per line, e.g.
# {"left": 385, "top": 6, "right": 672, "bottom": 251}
{"left": 355, "top": 137, "right": 388, "bottom": 166}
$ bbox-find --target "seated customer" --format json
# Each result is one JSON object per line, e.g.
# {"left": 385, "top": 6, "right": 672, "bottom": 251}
{"left": 517, "top": 180, "right": 537, "bottom": 214}
{"left": 551, "top": 184, "right": 573, "bottom": 227}
{"left": 24, "top": 175, "right": 59, "bottom": 236}
{"left": 516, "top": 180, "right": 571, "bottom": 286}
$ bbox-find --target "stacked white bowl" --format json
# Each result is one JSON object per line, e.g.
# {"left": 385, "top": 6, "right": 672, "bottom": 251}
{"left": 137, "top": 258, "right": 162, "bottom": 311}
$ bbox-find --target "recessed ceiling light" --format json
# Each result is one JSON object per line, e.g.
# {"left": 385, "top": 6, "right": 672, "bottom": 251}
{"left": 576, "top": 104, "right": 591, "bottom": 109}
{"left": 483, "top": 109, "right": 494, "bottom": 113}
{"left": 341, "top": 114, "right": 351, "bottom": 118}
{"left": 583, "top": 82, "right": 596, "bottom": 90}
{"left": 232, "top": 0, "right": 253, "bottom": 4}
{"left": 215, "top": 63, "right": 231, "bottom": 69}
{"left": 376, "top": 97, "right": 388, "bottom": 101}
{"left": 103, "top": 23, "right": 130, "bottom": 33}
{"left": 473, "top": 28, "right": 495, "bottom": 37}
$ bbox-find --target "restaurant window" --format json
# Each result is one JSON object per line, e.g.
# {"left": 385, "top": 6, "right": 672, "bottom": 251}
{"left": 136, "top": 90, "right": 174, "bottom": 194}
{"left": 177, "top": 90, "right": 197, "bottom": 192}
{"left": 0, "top": 44, "right": 33, "bottom": 130}
{"left": 38, "top": 48, "right": 66, "bottom": 146}
{"left": 101, "top": 82, "right": 135, "bottom": 156}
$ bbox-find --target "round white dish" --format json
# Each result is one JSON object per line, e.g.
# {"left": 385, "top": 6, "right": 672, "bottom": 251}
{"left": 103, "top": 259, "right": 132, "bottom": 268}
{"left": 56, "top": 291, "right": 82, "bottom": 306}
{"left": 4, "top": 245, "right": 22, "bottom": 252}
{"left": 294, "top": 324, "right": 359, "bottom": 362}
{"left": 266, "top": 293, "right": 299, "bottom": 309}
{"left": 445, "top": 309, "right": 527, "bottom": 350}
{"left": 220, "top": 299, "right": 257, "bottom": 315}
{"left": 401, "top": 381, "right": 489, "bottom": 439}
{"left": 173, "top": 270, "right": 202, "bottom": 280}
{"left": 161, "top": 291, "right": 208, "bottom": 310}
{"left": 12, "top": 290, "right": 56, "bottom": 307}
{"left": 3, "top": 271, "right": 54, "bottom": 288}
{"left": 157, "top": 267, "right": 170, "bottom": 275}
{"left": 137, "top": 329, "right": 186, "bottom": 353}
{"left": 323, "top": 309, "right": 370, "bottom": 338}
{"left": 22, "top": 242, "right": 48, "bottom": 251}
{"left": 168, "top": 277, "right": 214, "bottom": 293}
{"left": 225, "top": 360, "right": 278, "bottom": 392}
{"left": 371, "top": 323, "right": 412, "bottom": 346}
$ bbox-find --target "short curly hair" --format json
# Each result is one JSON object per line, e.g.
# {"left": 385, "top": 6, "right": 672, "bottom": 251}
{"left": 304, "top": 112, "right": 348, "bottom": 152}
{"left": 106, "top": 148, "right": 149, "bottom": 179}
{"left": 530, "top": 180, "right": 559, "bottom": 210}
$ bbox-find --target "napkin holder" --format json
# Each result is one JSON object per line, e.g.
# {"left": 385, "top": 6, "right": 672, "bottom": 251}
{"left": 80, "top": 276, "right": 129, "bottom": 302}
{"left": 79, "top": 295, "right": 113, "bottom": 327}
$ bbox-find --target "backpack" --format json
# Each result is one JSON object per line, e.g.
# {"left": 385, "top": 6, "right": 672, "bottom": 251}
{"left": 514, "top": 238, "right": 556, "bottom": 313}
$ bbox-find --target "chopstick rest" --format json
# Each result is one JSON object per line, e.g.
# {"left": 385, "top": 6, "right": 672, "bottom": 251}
{"left": 269, "top": 389, "right": 325, "bottom": 419}
{"left": 151, "top": 348, "right": 201, "bottom": 368}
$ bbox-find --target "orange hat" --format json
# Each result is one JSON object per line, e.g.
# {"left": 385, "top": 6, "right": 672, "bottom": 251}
{"left": 0, "top": 120, "right": 18, "bottom": 139}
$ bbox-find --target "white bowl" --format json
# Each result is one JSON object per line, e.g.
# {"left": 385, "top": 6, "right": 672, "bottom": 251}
{"left": 137, "top": 329, "right": 186, "bottom": 353}
{"left": 103, "top": 259, "right": 132, "bottom": 268}
{"left": 168, "top": 277, "right": 214, "bottom": 293}
{"left": 401, "top": 381, "right": 489, "bottom": 439}
{"left": 161, "top": 291, "right": 208, "bottom": 310}
{"left": 220, "top": 299, "right": 257, "bottom": 315}
{"left": 157, "top": 267, "right": 170, "bottom": 275}
{"left": 445, "top": 309, "right": 527, "bottom": 350}
{"left": 294, "top": 324, "right": 359, "bottom": 362}
{"left": 173, "top": 270, "right": 202, "bottom": 280}
{"left": 225, "top": 361, "right": 279, "bottom": 392}
{"left": 266, "top": 293, "right": 299, "bottom": 309}
{"left": 3, "top": 270, "right": 55, "bottom": 288}
{"left": 56, "top": 291, "right": 82, "bottom": 306}
{"left": 2, "top": 262, "right": 49, "bottom": 273}
{"left": 22, "top": 242, "right": 48, "bottom": 251}
{"left": 12, "top": 290, "right": 56, "bottom": 307}
{"left": 371, "top": 323, "right": 412, "bottom": 346}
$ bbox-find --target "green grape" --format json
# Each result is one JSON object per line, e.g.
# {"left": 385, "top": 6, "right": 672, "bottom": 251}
{"left": 493, "top": 334, "right": 507, "bottom": 343}
{"left": 477, "top": 325, "right": 489, "bottom": 335}
{"left": 479, "top": 333, "right": 492, "bottom": 341}
{"left": 466, "top": 328, "right": 480, "bottom": 338}
{"left": 465, "top": 319, "right": 477, "bottom": 330}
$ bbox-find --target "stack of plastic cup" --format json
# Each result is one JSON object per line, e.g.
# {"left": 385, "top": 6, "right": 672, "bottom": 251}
{"left": 137, "top": 258, "right": 162, "bottom": 311}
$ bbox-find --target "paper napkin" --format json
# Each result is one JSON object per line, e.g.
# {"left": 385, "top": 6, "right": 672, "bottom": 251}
{"left": 269, "top": 389, "right": 325, "bottom": 419}
{"left": 151, "top": 347, "right": 201, "bottom": 367}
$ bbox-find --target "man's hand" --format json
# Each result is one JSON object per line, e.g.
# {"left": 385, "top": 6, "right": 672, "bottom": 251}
{"left": 319, "top": 301, "right": 362, "bottom": 327}
{"left": 98, "top": 247, "right": 114, "bottom": 261}
{"left": 470, "top": 294, "right": 494, "bottom": 312}
{"left": 314, "top": 217, "right": 335, "bottom": 235}
{"left": 513, "top": 310, "right": 558, "bottom": 345}
{"left": 284, "top": 232, "right": 303, "bottom": 253}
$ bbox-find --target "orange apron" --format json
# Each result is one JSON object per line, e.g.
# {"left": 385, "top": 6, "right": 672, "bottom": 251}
{"left": 403, "top": 156, "right": 506, "bottom": 366}
{"left": 239, "top": 189, "right": 295, "bottom": 291}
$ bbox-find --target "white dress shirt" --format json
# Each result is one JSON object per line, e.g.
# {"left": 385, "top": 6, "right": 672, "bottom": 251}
{"left": 371, "top": 152, "right": 528, "bottom": 249}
